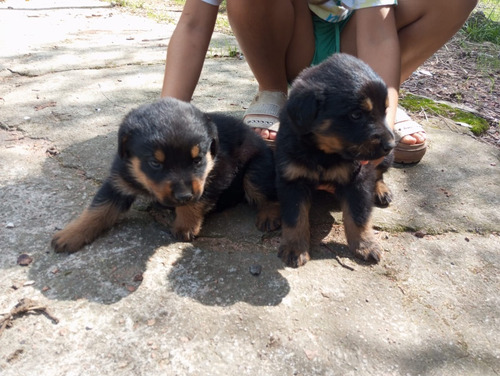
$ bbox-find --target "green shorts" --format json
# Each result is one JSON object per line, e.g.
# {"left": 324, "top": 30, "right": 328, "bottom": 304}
{"left": 311, "top": 13, "right": 352, "bottom": 66}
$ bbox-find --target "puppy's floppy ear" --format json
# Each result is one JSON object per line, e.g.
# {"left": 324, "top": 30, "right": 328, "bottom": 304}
{"left": 210, "top": 136, "right": 218, "bottom": 157}
{"left": 117, "top": 126, "right": 130, "bottom": 159}
{"left": 204, "top": 114, "right": 219, "bottom": 157}
{"left": 285, "top": 86, "right": 324, "bottom": 135}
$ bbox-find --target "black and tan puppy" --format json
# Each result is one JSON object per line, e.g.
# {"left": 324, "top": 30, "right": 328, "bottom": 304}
{"left": 52, "top": 98, "right": 281, "bottom": 253}
{"left": 275, "top": 53, "right": 395, "bottom": 267}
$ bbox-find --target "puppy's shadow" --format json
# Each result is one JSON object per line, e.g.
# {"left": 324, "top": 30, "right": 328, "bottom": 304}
{"left": 26, "top": 134, "right": 171, "bottom": 305}
{"left": 166, "top": 244, "right": 290, "bottom": 307}
{"left": 164, "top": 204, "right": 290, "bottom": 307}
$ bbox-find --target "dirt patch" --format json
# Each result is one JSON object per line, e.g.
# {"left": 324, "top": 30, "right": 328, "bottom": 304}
{"left": 401, "top": 34, "right": 500, "bottom": 147}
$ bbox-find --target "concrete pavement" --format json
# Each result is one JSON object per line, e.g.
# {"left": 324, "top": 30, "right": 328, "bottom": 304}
{"left": 1, "top": 1, "right": 499, "bottom": 375}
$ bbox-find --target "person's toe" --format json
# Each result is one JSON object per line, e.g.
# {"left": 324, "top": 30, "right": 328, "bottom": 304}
{"left": 400, "top": 132, "right": 426, "bottom": 145}
{"left": 401, "top": 134, "right": 417, "bottom": 145}
{"left": 414, "top": 131, "right": 426, "bottom": 143}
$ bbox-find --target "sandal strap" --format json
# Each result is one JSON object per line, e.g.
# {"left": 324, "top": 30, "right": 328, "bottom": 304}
{"left": 244, "top": 91, "right": 287, "bottom": 130}
{"left": 394, "top": 108, "right": 426, "bottom": 142}
{"left": 246, "top": 102, "right": 282, "bottom": 118}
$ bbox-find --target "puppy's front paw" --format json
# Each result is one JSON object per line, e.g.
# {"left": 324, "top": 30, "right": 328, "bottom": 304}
{"left": 256, "top": 202, "right": 281, "bottom": 232}
{"left": 172, "top": 206, "right": 203, "bottom": 241}
{"left": 351, "top": 239, "right": 382, "bottom": 263}
{"left": 171, "top": 225, "right": 199, "bottom": 242}
{"left": 374, "top": 180, "right": 392, "bottom": 208}
{"left": 278, "top": 244, "right": 310, "bottom": 268}
{"left": 171, "top": 217, "right": 201, "bottom": 242}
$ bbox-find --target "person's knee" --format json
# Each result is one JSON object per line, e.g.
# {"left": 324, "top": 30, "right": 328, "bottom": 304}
{"left": 423, "top": 0, "right": 478, "bottom": 29}
{"left": 453, "top": 0, "right": 478, "bottom": 27}
{"left": 441, "top": 0, "right": 478, "bottom": 18}
{"left": 463, "top": 0, "right": 479, "bottom": 13}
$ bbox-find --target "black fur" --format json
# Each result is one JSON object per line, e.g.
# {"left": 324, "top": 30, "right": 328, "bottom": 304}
{"left": 52, "top": 98, "right": 280, "bottom": 253}
{"left": 275, "top": 53, "right": 395, "bottom": 267}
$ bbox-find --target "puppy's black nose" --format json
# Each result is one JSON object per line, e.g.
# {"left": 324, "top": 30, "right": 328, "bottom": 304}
{"left": 174, "top": 191, "right": 194, "bottom": 203}
{"left": 382, "top": 138, "right": 396, "bottom": 153}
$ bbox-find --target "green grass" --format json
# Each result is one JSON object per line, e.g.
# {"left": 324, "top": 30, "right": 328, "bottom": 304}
{"left": 399, "top": 94, "right": 490, "bottom": 136}
{"left": 462, "top": 0, "right": 500, "bottom": 44}
{"left": 111, "top": 0, "right": 145, "bottom": 9}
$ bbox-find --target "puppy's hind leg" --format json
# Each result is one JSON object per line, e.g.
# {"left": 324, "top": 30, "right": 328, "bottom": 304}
{"left": 52, "top": 180, "right": 135, "bottom": 253}
{"left": 243, "top": 148, "right": 281, "bottom": 232}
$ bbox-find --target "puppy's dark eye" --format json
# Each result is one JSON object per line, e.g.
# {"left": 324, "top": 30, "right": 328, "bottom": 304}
{"left": 193, "top": 156, "right": 203, "bottom": 166}
{"left": 349, "top": 110, "right": 363, "bottom": 121}
{"left": 149, "top": 160, "right": 162, "bottom": 170}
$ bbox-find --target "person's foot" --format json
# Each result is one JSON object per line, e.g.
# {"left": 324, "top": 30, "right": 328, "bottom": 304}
{"left": 243, "top": 91, "right": 286, "bottom": 142}
{"left": 393, "top": 108, "right": 428, "bottom": 164}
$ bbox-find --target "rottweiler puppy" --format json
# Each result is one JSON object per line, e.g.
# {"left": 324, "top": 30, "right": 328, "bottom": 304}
{"left": 52, "top": 98, "right": 281, "bottom": 253}
{"left": 275, "top": 53, "right": 395, "bottom": 267}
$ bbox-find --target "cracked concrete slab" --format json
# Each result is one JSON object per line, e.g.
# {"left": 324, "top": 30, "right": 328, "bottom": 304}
{"left": 0, "top": 1, "right": 499, "bottom": 375}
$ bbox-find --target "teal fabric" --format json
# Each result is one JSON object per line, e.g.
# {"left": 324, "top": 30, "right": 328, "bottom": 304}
{"left": 311, "top": 13, "right": 352, "bottom": 66}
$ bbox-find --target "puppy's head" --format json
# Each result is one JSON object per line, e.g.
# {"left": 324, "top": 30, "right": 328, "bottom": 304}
{"left": 284, "top": 53, "right": 395, "bottom": 161}
{"left": 118, "top": 98, "right": 218, "bottom": 206}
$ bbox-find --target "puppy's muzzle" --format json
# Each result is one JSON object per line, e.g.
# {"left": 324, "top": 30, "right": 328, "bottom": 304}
{"left": 375, "top": 132, "right": 396, "bottom": 154}
{"left": 350, "top": 130, "right": 395, "bottom": 161}
{"left": 171, "top": 182, "right": 195, "bottom": 204}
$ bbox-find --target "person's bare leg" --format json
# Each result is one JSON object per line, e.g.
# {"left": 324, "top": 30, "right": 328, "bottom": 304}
{"left": 227, "top": 0, "right": 314, "bottom": 140}
{"left": 341, "top": 0, "right": 477, "bottom": 146}
{"left": 396, "top": 0, "right": 478, "bottom": 82}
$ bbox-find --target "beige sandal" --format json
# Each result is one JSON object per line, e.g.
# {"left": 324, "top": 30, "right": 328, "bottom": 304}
{"left": 394, "top": 108, "right": 428, "bottom": 164}
{"left": 243, "top": 91, "right": 286, "bottom": 147}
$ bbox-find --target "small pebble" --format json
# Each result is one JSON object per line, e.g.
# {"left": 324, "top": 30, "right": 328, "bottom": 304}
{"left": 6, "top": 222, "right": 14, "bottom": 229}
{"left": 249, "top": 264, "right": 262, "bottom": 276}
{"left": 17, "top": 254, "right": 33, "bottom": 266}
{"left": 414, "top": 230, "right": 426, "bottom": 238}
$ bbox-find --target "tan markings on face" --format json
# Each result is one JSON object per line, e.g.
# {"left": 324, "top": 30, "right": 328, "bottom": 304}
{"left": 282, "top": 162, "right": 320, "bottom": 182}
{"left": 191, "top": 152, "right": 214, "bottom": 197}
{"left": 362, "top": 97, "right": 373, "bottom": 112}
{"left": 385, "top": 96, "right": 389, "bottom": 109}
{"left": 191, "top": 145, "right": 200, "bottom": 159}
{"left": 314, "top": 134, "right": 345, "bottom": 154}
{"left": 130, "top": 157, "right": 172, "bottom": 202}
{"left": 191, "top": 178, "right": 204, "bottom": 197}
{"left": 154, "top": 149, "right": 165, "bottom": 163}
